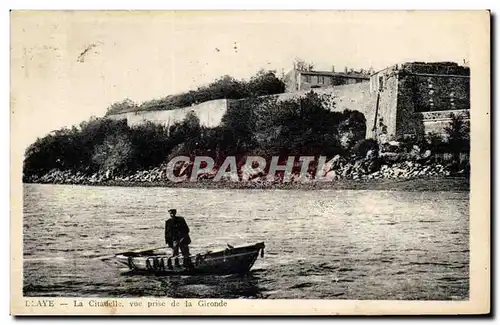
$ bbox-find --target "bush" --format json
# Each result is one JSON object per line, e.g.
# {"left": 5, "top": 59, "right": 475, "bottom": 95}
{"left": 92, "top": 133, "right": 133, "bottom": 172}
{"left": 129, "top": 122, "right": 171, "bottom": 171}
{"left": 24, "top": 118, "right": 171, "bottom": 177}
{"left": 352, "top": 138, "right": 379, "bottom": 159}
{"left": 105, "top": 70, "right": 285, "bottom": 115}
{"left": 105, "top": 99, "right": 139, "bottom": 115}
{"left": 338, "top": 110, "right": 367, "bottom": 150}
{"left": 254, "top": 91, "right": 359, "bottom": 157}
{"left": 444, "top": 113, "right": 470, "bottom": 153}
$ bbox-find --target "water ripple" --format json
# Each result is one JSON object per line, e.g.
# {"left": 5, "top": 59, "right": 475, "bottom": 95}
{"left": 23, "top": 184, "right": 469, "bottom": 300}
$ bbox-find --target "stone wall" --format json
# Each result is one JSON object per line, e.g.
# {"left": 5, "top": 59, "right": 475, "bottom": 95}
{"left": 420, "top": 110, "right": 469, "bottom": 121}
{"left": 107, "top": 98, "right": 230, "bottom": 128}
{"left": 421, "top": 109, "right": 470, "bottom": 137}
{"left": 395, "top": 74, "right": 424, "bottom": 139}
{"left": 107, "top": 82, "right": 380, "bottom": 138}
{"left": 373, "top": 72, "right": 399, "bottom": 141}
{"left": 284, "top": 69, "right": 298, "bottom": 92}
{"left": 411, "top": 74, "right": 470, "bottom": 112}
{"left": 395, "top": 72, "right": 470, "bottom": 139}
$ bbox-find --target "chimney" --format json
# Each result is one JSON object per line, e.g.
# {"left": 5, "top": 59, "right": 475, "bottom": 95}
{"left": 331, "top": 65, "right": 335, "bottom": 72}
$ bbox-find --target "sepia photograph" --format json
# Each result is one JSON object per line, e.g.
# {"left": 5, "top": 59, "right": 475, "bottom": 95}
{"left": 10, "top": 10, "right": 490, "bottom": 315}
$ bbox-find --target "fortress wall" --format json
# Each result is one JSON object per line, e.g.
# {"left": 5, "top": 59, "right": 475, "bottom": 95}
{"left": 396, "top": 73, "right": 470, "bottom": 139}
{"left": 106, "top": 99, "right": 229, "bottom": 128}
{"left": 421, "top": 110, "right": 470, "bottom": 138}
{"left": 373, "top": 73, "right": 399, "bottom": 141}
{"left": 106, "top": 84, "right": 380, "bottom": 137}
{"left": 105, "top": 74, "right": 468, "bottom": 143}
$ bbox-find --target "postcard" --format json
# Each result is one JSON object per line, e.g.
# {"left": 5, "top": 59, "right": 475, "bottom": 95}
{"left": 10, "top": 10, "right": 490, "bottom": 315}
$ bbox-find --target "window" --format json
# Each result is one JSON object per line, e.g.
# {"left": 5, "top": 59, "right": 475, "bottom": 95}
{"left": 318, "top": 75, "right": 325, "bottom": 84}
{"left": 378, "top": 75, "right": 384, "bottom": 90}
{"left": 304, "top": 74, "right": 311, "bottom": 83}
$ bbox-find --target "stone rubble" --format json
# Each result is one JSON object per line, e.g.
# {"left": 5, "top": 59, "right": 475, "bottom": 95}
{"left": 27, "top": 153, "right": 459, "bottom": 186}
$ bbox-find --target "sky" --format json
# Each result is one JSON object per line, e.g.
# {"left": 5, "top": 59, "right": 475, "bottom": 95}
{"left": 11, "top": 10, "right": 477, "bottom": 151}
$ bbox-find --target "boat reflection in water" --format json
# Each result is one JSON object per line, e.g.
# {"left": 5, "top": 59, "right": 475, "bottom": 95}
{"left": 155, "top": 272, "right": 265, "bottom": 299}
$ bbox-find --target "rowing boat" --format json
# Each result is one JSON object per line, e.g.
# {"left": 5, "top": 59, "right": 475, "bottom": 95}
{"left": 102, "top": 242, "right": 265, "bottom": 275}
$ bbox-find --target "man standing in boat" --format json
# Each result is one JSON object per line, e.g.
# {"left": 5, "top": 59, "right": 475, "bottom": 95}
{"left": 165, "top": 208, "right": 192, "bottom": 262}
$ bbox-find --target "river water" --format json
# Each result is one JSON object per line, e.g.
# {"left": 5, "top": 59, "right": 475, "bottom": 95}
{"left": 22, "top": 184, "right": 469, "bottom": 300}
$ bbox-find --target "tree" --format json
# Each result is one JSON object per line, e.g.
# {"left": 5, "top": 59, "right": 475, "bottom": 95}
{"left": 129, "top": 122, "right": 171, "bottom": 170}
{"left": 294, "top": 58, "right": 315, "bottom": 72}
{"left": 247, "top": 70, "right": 285, "bottom": 96}
{"left": 92, "top": 133, "right": 133, "bottom": 173}
{"left": 203, "top": 75, "right": 247, "bottom": 100}
{"left": 169, "top": 111, "right": 202, "bottom": 152}
{"left": 254, "top": 91, "right": 344, "bottom": 156}
{"left": 338, "top": 110, "right": 367, "bottom": 150}
{"left": 219, "top": 98, "right": 258, "bottom": 154}
{"left": 424, "top": 132, "right": 447, "bottom": 153}
{"left": 182, "top": 111, "right": 202, "bottom": 135}
{"left": 444, "top": 113, "right": 470, "bottom": 153}
{"left": 352, "top": 138, "right": 379, "bottom": 159}
{"left": 106, "top": 98, "right": 138, "bottom": 115}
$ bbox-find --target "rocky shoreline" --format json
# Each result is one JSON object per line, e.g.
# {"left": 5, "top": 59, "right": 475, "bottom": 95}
{"left": 24, "top": 157, "right": 469, "bottom": 191}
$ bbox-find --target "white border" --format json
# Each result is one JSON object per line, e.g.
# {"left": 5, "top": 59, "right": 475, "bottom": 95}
{"left": 3, "top": 1, "right": 498, "bottom": 324}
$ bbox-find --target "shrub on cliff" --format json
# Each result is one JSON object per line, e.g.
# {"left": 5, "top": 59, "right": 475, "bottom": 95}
{"left": 78, "top": 118, "right": 132, "bottom": 172}
{"left": 24, "top": 117, "right": 173, "bottom": 177}
{"left": 104, "top": 70, "right": 285, "bottom": 115}
{"left": 168, "top": 112, "right": 202, "bottom": 150}
{"left": 23, "top": 118, "right": 130, "bottom": 177}
{"left": 105, "top": 98, "right": 139, "bottom": 115}
{"left": 23, "top": 127, "right": 80, "bottom": 177}
{"left": 247, "top": 70, "right": 286, "bottom": 96}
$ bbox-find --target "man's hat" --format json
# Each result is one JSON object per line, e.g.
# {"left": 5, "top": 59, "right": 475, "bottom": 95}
{"left": 168, "top": 209, "right": 177, "bottom": 214}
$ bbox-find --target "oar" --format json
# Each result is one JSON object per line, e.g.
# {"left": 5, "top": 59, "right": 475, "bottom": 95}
{"left": 131, "top": 246, "right": 168, "bottom": 254}
{"left": 99, "top": 246, "right": 168, "bottom": 262}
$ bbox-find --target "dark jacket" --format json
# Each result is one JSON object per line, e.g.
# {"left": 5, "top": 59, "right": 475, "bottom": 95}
{"left": 165, "top": 216, "right": 191, "bottom": 248}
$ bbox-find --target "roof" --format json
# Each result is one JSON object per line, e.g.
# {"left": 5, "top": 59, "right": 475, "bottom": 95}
{"left": 298, "top": 70, "right": 370, "bottom": 80}
{"left": 369, "top": 61, "right": 470, "bottom": 77}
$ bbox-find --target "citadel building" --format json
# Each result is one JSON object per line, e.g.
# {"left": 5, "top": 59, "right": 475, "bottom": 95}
{"left": 107, "top": 61, "right": 470, "bottom": 142}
